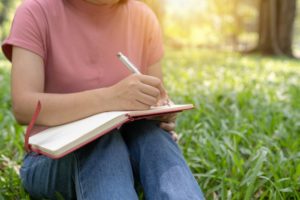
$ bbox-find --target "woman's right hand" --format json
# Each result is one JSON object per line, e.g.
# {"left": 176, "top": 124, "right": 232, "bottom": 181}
{"left": 107, "top": 74, "right": 167, "bottom": 111}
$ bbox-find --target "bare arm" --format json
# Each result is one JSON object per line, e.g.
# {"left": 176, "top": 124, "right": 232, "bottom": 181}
{"left": 12, "top": 47, "right": 164, "bottom": 126}
{"left": 11, "top": 47, "right": 116, "bottom": 126}
{"left": 146, "top": 61, "right": 164, "bottom": 81}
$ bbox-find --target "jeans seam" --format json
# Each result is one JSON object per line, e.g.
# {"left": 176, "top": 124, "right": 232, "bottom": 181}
{"left": 74, "top": 152, "right": 86, "bottom": 200}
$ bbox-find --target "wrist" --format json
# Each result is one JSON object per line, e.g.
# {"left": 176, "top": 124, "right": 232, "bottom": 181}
{"left": 87, "top": 87, "right": 115, "bottom": 113}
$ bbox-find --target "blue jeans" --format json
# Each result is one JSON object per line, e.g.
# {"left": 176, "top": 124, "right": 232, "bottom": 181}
{"left": 20, "top": 120, "right": 205, "bottom": 200}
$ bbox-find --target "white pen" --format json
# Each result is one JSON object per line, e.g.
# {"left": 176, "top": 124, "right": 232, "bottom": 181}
{"left": 117, "top": 52, "right": 141, "bottom": 74}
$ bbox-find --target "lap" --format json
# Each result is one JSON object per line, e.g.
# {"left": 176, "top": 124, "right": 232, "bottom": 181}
{"left": 20, "top": 130, "right": 137, "bottom": 200}
{"left": 74, "top": 130, "right": 137, "bottom": 200}
{"left": 20, "top": 120, "right": 204, "bottom": 200}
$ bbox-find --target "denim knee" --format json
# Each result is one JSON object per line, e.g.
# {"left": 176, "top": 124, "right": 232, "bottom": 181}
{"left": 120, "top": 120, "right": 205, "bottom": 200}
{"left": 122, "top": 120, "right": 180, "bottom": 152}
{"left": 20, "top": 152, "right": 76, "bottom": 199}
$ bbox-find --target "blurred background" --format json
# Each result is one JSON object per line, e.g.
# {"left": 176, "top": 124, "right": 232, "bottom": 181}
{"left": 146, "top": 0, "right": 300, "bottom": 57}
{"left": 1, "top": 0, "right": 300, "bottom": 56}
{"left": 0, "top": 0, "right": 300, "bottom": 199}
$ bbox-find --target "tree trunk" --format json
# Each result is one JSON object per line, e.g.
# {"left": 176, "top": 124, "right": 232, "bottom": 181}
{"left": 256, "top": 0, "right": 296, "bottom": 57}
{"left": 277, "top": 0, "right": 297, "bottom": 56}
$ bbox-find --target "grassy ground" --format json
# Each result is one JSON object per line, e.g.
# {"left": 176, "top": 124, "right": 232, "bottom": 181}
{"left": 0, "top": 48, "right": 300, "bottom": 199}
{"left": 0, "top": 53, "right": 29, "bottom": 199}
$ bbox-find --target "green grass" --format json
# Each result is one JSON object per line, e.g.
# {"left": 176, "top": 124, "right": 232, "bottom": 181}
{"left": 0, "top": 53, "right": 28, "bottom": 199}
{"left": 163, "top": 48, "right": 300, "bottom": 199}
{"left": 0, "top": 48, "right": 300, "bottom": 199}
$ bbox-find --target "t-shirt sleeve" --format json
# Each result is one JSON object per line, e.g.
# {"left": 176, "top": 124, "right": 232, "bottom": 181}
{"left": 1, "top": 1, "right": 47, "bottom": 62}
{"left": 142, "top": 6, "right": 164, "bottom": 69}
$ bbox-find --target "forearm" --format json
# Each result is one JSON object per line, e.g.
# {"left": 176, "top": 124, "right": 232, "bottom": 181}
{"left": 11, "top": 47, "right": 168, "bottom": 126}
{"left": 13, "top": 87, "right": 112, "bottom": 126}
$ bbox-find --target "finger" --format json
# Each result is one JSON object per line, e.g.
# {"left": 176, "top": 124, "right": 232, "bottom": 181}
{"left": 136, "top": 92, "right": 158, "bottom": 106}
{"left": 165, "top": 112, "right": 177, "bottom": 120}
{"left": 170, "top": 131, "right": 179, "bottom": 142}
{"left": 156, "top": 82, "right": 168, "bottom": 103}
{"left": 168, "top": 113, "right": 177, "bottom": 122}
{"left": 140, "top": 75, "right": 167, "bottom": 98}
{"left": 132, "top": 100, "right": 151, "bottom": 110}
{"left": 166, "top": 115, "right": 177, "bottom": 123}
{"left": 149, "top": 113, "right": 176, "bottom": 123}
{"left": 157, "top": 98, "right": 169, "bottom": 106}
{"left": 147, "top": 115, "right": 169, "bottom": 122}
{"left": 160, "top": 122, "right": 175, "bottom": 132}
{"left": 158, "top": 113, "right": 177, "bottom": 123}
{"left": 139, "top": 83, "right": 160, "bottom": 99}
{"left": 158, "top": 83, "right": 168, "bottom": 100}
{"left": 139, "top": 75, "right": 161, "bottom": 86}
{"left": 156, "top": 115, "right": 169, "bottom": 122}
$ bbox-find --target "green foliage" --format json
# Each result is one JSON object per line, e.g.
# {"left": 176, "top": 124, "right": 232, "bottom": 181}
{"left": 0, "top": 0, "right": 21, "bottom": 40}
{"left": 0, "top": 54, "right": 28, "bottom": 199}
{"left": 1, "top": 48, "right": 300, "bottom": 199}
{"left": 163, "top": 48, "right": 300, "bottom": 199}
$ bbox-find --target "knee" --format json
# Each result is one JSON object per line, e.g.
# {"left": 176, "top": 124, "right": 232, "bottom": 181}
{"left": 20, "top": 153, "right": 75, "bottom": 199}
{"left": 122, "top": 120, "right": 183, "bottom": 160}
{"left": 122, "top": 120, "right": 172, "bottom": 145}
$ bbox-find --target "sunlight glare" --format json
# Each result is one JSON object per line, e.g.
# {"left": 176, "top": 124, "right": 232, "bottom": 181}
{"left": 166, "top": 0, "right": 206, "bottom": 15}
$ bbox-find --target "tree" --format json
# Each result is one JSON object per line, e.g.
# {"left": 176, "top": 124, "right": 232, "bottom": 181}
{"left": 255, "top": 0, "right": 297, "bottom": 57}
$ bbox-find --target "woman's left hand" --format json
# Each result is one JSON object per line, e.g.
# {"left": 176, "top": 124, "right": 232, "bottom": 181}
{"left": 158, "top": 113, "right": 179, "bottom": 142}
{"left": 150, "top": 112, "right": 178, "bottom": 141}
{"left": 151, "top": 98, "right": 179, "bottom": 142}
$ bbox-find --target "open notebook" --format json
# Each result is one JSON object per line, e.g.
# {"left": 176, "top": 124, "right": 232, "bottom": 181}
{"left": 26, "top": 104, "right": 194, "bottom": 159}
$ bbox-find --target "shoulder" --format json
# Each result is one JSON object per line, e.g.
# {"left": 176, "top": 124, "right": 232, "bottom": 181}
{"left": 127, "top": 0, "right": 151, "bottom": 12}
{"left": 18, "top": 0, "right": 62, "bottom": 9}
{"left": 16, "top": 0, "right": 62, "bottom": 18}
{"left": 127, "top": 0, "right": 158, "bottom": 21}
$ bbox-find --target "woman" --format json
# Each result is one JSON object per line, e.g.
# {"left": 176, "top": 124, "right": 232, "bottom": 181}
{"left": 2, "top": 0, "right": 205, "bottom": 199}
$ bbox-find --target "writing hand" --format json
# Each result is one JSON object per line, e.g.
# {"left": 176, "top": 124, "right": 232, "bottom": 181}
{"left": 107, "top": 74, "right": 166, "bottom": 111}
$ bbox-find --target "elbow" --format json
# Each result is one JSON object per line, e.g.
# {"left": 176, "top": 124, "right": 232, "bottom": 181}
{"left": 12, "top": 98, "right": 38, "bottom": 125}
{"left": 12, "top": 102, "right": 53, "bottom": 126}
{"left": 12, "top": 99, "right": 61, "bottom": 127}
{"left": 12, "top": 103, "right": 29, "bottom": 125}
{"left": 15, "top": 118, "right": 28, "bottom": 126}
{"left": 12, "top": 104, "right": 49, "bottom": 126}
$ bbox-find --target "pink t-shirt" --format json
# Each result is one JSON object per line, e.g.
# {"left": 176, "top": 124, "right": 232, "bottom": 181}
{"left": 2, "top": 0, "right": 164, "bottom": 94}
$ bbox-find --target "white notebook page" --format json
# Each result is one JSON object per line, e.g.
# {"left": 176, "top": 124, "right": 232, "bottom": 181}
{"left": 29, "top": 111, "right": 128, "bottom": 151}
